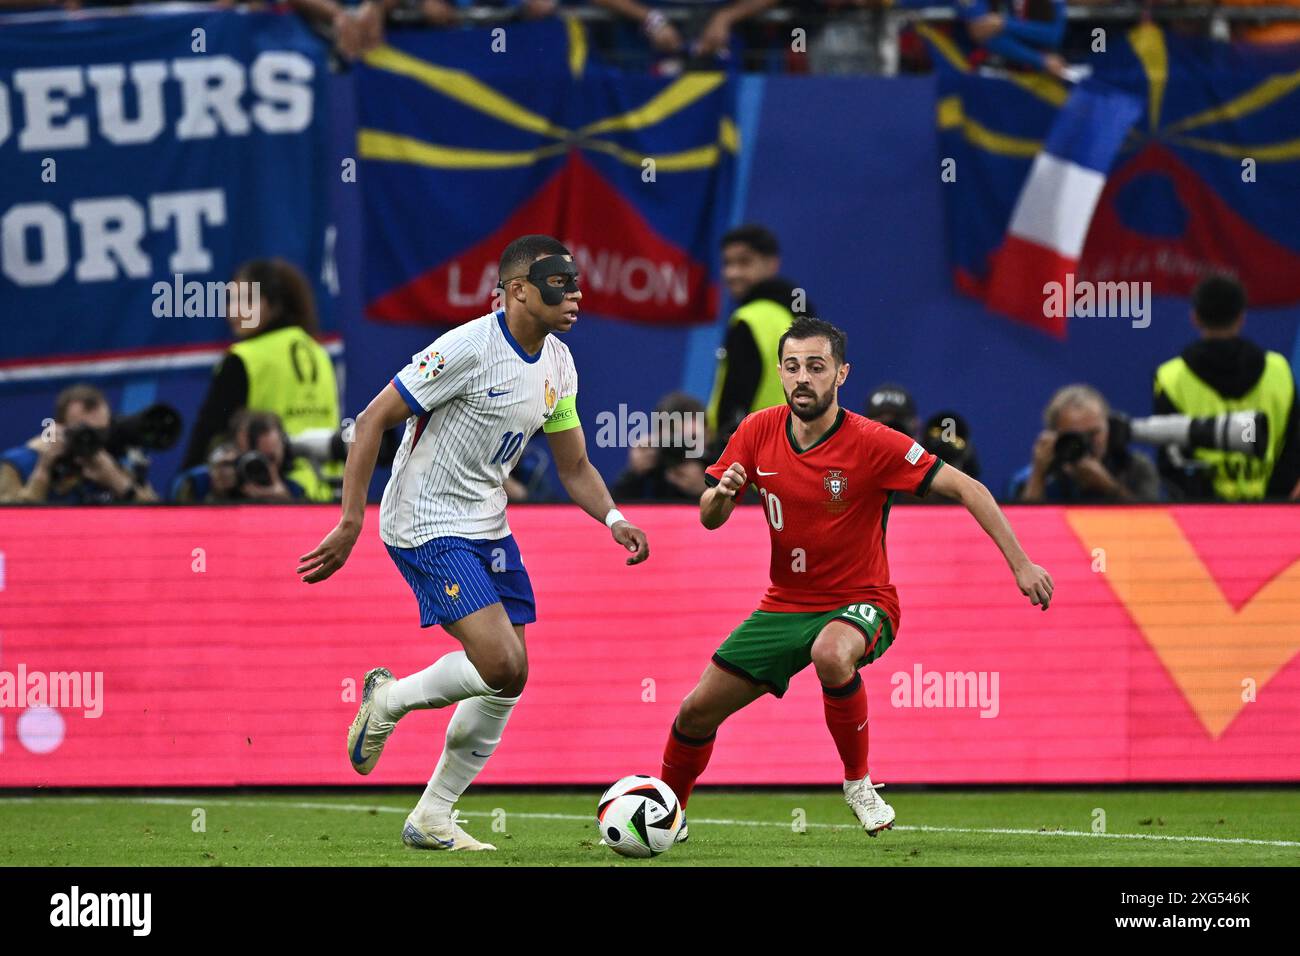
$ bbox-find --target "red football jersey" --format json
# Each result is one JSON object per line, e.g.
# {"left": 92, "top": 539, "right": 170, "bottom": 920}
{"left": 704, "top": 405, "right": 943, "bottom": 625}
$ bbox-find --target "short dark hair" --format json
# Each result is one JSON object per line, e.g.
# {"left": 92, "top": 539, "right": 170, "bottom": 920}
{"left": 1192, "top": 273, "right": 1246, "bottom": 330}
{"left": 721, "top": 224, "right": 779, "bottom": 258}
{"left": 229, "top": 408, "right": 288, "bottom": 451}
{"left": 778, "top": 317, "right": 847, "bottom": 365}
{"left": 499, "top": 235, "right": 571, "bottom": 284}
{"left": 234, "top": 258, "right": 319, "bottom": 336}
{"left": 55, "top": 383, "right": 107, "bottom": 423}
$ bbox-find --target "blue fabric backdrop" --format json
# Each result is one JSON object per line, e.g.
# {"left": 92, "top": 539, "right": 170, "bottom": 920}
{"left": 4, "top": 18, "right": 1298, "bottom": 499}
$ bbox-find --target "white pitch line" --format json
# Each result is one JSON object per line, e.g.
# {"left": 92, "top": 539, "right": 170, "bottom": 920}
{"left": 894, "top": 824, "right": 1300, "bottom": 847}
{"left": 2, "top": 795, "right": 1297, "bottom": 848}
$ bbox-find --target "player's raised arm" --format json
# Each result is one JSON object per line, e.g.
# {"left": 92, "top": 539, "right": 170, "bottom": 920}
{"left": 700, "top": 412, "right": 755, "bottom": 529}
{"left": 546, "top": 423, "right": 649, "bottom": 565}
{"left": 700, "top": 461, "right": 746, "bottom": 529}
{"left": 297, "top": 383, "right": 410, "bottom": 583}
{"left": 928, "top": 463, "right": 1054, "bottom": 611}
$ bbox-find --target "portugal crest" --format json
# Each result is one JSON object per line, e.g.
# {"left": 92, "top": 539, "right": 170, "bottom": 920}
{"left": 824, "top": 469, "right": 847, "bottom": 501}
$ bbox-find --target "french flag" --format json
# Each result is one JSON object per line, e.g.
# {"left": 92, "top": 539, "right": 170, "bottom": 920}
{"left": 984, "top": 84, "right": 1143, "bottom": 336}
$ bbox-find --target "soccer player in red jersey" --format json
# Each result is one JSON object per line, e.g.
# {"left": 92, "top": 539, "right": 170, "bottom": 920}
{"left": 660, "top": 317, "right": 1054, "bottom": 839}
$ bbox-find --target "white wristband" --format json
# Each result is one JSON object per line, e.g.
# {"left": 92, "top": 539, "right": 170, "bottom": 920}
{"left": 604, "top": 508, "right": 626, "bottom": 529}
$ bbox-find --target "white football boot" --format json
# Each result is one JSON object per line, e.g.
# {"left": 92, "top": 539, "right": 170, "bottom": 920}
{"left": 346, "top": 667, "right": 397, "bottom": 775}
{"left": 402, "top": 811, "right": 496, "bottom": 851}
{"left": 843, "top": 775, "right": 895, "bottom": 836}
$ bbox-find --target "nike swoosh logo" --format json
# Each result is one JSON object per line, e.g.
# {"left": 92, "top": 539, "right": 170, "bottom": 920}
{"left": 856, "top": 720, "right": 869, "bottom": 731}
{"left": 351, "top": 717, "right": 369, "bottom": 764}
{"left": 471, "top": 750, "right": 494, "bottom": 758}
{"left": 487, "top": 387, "right": 512, "bottom": 397}
{"left": 757, "top": 469, "right": 778, "bottom": 476}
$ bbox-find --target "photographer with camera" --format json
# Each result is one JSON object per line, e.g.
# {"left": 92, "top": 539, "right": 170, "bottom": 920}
{"left": 0, "top": 384, "right": 162, "bottom": 505}
{"left": 230, "top": 410, "right": 304, "bottom": 503}
{"left": 171, "top": 442, "right": 240, "bottom": 504}
{"left": 172, "top": 409, "right": 305, "bottom": 503}
{"left": 1011, "top": 384, "right": 1159, "bottom": 503}
{"left": 1153, "top": 274, "right": 1300, "bottom": 501}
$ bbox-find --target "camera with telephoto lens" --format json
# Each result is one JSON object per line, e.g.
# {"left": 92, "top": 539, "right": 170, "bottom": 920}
{"left": 52, "top": 403, "right": 182, "bottom": 483}
{"left": 1052, "top": 410, "right": 1265, "bottom": 475}
{"left": 1109, "top": 411, "right": 1266, "bottom": 500}
{"left": 290, "top": 426, "right": 400, "bottom": 468}
{"left": 1109, "top": 411, "right": 1267, "bottom": 458}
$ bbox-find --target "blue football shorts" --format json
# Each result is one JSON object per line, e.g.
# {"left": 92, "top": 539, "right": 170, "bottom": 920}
{"left": 386, "top": 534, "right": 537, "bottom": 628}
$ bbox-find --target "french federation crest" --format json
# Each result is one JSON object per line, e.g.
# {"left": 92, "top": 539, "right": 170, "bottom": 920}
{"left": 824, "top": 469, "right": 847, "bottom": 501}
{"left": 543, "top": 378, "right": 557, "bottom": 417}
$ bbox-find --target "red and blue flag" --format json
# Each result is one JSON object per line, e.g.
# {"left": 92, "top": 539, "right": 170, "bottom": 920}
{"left": 927, "top": 23, "right": 1300, "bottom": 335}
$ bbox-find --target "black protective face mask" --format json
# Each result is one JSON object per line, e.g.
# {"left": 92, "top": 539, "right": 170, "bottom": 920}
{"left": 500, "top": 255, "right": 580, "bottom": 306}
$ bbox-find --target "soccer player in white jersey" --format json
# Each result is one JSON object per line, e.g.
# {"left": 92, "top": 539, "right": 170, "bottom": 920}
{"left": 298, "top": 235, "right": 649, "bottom": 851}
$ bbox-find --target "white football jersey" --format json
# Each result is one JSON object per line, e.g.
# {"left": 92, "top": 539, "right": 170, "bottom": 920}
{"left": 379, "top": 310, "right": 578, "bottom": 548}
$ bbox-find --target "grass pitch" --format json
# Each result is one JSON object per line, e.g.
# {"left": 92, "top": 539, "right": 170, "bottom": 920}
{"left": 1, "top": 788, "right": 1296, "bottom": 867}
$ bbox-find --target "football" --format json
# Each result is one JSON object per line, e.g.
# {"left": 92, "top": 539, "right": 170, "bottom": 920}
{"left": 596, "top": 775, "right": 683, "bottom": 858}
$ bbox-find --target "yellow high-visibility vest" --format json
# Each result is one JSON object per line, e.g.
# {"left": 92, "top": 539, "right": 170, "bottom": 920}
{"left": 707, "top": 299, "right": 793, "bottom": 432}
{"left": 229, "top": 326, "right": 341, "bottom": 501}
{"left": 1153, "top": 351, "right": 1293, "bottom": 500}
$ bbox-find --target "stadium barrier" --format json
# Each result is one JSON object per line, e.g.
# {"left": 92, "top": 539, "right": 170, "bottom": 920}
{"left": 1, "top": 503, "right": 1297, "bottom": 786}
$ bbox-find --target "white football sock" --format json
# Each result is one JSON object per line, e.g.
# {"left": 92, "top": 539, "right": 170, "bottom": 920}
{"left": 414, "top": 693, "right": 520, "bottom": 823}
{"left": 380, "top": 651, "right": 499, "bottom": 719}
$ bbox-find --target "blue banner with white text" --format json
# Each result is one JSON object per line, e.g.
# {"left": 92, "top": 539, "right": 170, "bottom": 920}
{"left": 0, "top": 9, "right": 332, "bottom": 375}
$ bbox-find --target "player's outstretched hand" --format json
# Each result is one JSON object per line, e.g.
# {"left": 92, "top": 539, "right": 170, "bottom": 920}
{"left": 297, "top": 522, "right": 360, "bottom": 583}
{"left": 1015, "top": 562, "right": 1054, "bottom": 611}
{"left": 716, "top": 462, "right": 747, "bottom": 498}
{"left": 612, "top": 521, "right": 649, "bottom": 566}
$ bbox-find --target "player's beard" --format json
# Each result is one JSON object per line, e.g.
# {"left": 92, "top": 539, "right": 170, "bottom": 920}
{"left": 787, "top": 386, "right": 834, "bottom": 422}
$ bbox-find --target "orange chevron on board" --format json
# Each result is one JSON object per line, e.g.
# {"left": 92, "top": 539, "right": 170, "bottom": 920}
{"left": 1066, "top": 508, "right": 1300, "bottom": 739}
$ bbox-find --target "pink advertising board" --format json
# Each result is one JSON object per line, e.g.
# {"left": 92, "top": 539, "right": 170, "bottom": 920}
{"left": 1, "top": 504, "right": 1297, "bottom": 786}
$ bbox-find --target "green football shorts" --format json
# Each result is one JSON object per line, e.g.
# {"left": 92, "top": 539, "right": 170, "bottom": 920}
{"left": 711, "top": 602, "right": 895, "bottom": 698}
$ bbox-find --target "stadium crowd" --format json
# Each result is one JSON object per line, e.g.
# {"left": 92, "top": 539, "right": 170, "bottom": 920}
{"left": 3, "top": 0, "right": 1299, "bottom": 76}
